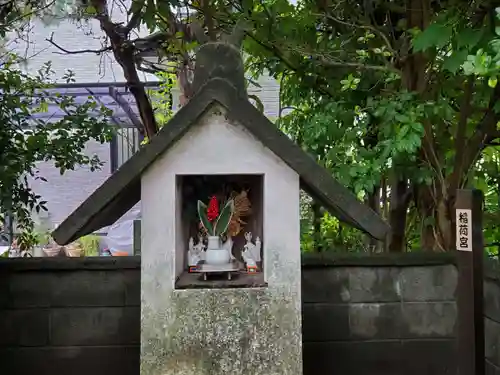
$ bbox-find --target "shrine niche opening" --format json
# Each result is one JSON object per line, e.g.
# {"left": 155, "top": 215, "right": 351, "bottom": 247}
{"left": 174, "top": 174, "right": 265, "bottom": 289}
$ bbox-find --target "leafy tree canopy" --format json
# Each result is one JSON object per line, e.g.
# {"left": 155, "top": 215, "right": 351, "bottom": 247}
{"left": 6, "top": 0, "right": 500, "bottom": 253}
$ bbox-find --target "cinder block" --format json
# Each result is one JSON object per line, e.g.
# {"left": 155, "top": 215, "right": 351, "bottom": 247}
{"left": 400, "top": 339, "right": 456, "bottom": 375}
{"left": 0, "top": 274, "right": 8, "bottom": 308}
{"left": 302, "top": 304, "right": 350, "bottom": 341}
{"left": 50, "top": 307, "right": 139, "bottom": 346}
{"left": 123, "top": 269, "right": 140, "bottom": 306}
{"left": 302, "top": 267, "right": 401, "bottom": 304}
{"left": 347, "top": 267, "right": 401, "bottom": 303}
{"left": 302, "top": 268, "right": 348, "bottom": 303}
{"left": 485, "top": 280, "right": 500, "bottom": 322}
{"left": 0, "top": 309, "right": 49, "bottom": 346}
{"left": 0, "top": 346, "right": 139, "bottom": 375}
{"left": 50, "top": 270, "right": 131, "bottom": 307}
{"left": 401, "top": 302, "right": 456, "bottom": 338}
{"left": 486, "top": 358, "right": 500, "bottom": 375}
{"left": 303, "top": 340, "right": 404, "bottom": 375}
{"left": 485, "top": 317, "right": 500, "bottom": 363}
{"left": 349, "top": 302, "right": 402, "bottom": 340}
{"left": 399, "top": 265, "right": 457, "bottom": 302}
{"left": 7, "top": 273, "right": 52, "bottom": 308}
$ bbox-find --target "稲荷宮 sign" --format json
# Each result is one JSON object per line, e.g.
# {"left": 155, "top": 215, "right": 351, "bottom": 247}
{"left": 456, "top": 209, "right": 472, "bottom": 251}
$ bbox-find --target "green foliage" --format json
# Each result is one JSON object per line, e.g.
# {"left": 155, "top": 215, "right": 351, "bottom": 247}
{"left": 148, "top": 71, "right": 177, "bottom": 128}
{"left": 0, "top": 54, "right": 113, "bottom": 233}
{"left": 197, "top": 199, "right": 235, "bottom": 236}
{"left": 78, "top": 234, "right": 100, "bottom": 256}
{"left": 300, "top": 210, "right": 368, "bottom": 253}
{"left": 0, "top": 0, "right": 87, "bottom": 36}
{"left": 197, "top": 200, "right": 213, "bottom": 235}
{"left": 214, "top": 200, "right": 234, "bottom": 236}
{"left": 16, "top": 230, "right": 40, "bottom": 250}
{"left": 238, "top": 0, "right": 500, "bottom": 251}
{"left": 412, "top": 22, "right": 454, "bottom": 52}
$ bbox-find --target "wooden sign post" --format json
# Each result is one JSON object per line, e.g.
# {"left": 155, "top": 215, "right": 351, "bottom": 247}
{"left": 455, "top": 189, "right": 485, "bottom": 375}
{"left": 133, "top": 219, "right": 141, "bottom": 256}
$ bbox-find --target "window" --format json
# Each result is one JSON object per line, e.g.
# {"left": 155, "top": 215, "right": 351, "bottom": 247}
{"left": 110, "top": 127, "right": 142, "bottom": 172}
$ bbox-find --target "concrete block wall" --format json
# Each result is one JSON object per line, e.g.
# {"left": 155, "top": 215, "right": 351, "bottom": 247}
{"left": 0, "top": 258, "right": 140, "bottom": 375}
{"left": 0, "top": 253, "right": 458, "bottom": 375}
{"left": 485, "top": 260, "right": 500, "bottom": 375}
{"left": 302, "top": 253, "right": 458, "bottom": 375}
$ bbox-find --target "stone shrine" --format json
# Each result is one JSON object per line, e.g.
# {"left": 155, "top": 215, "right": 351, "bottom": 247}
{"left": 53, "top": 29, "right": 389, "bottom": 375}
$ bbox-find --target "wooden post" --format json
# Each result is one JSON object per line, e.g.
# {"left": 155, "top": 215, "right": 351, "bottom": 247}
{"left": 455, "top": 189, "right": 485, "bottom": 375}
{"left": 133, "top": 219, "right": 141, "bottom": 256}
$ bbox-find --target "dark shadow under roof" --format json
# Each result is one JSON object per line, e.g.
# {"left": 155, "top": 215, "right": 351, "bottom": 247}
{"left": 52, "top": 77, "right": 390, "bottom": 245}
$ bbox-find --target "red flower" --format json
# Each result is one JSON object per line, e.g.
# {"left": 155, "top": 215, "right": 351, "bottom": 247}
{"left": 207, "top": 196, "right": 219, "bottom": 222}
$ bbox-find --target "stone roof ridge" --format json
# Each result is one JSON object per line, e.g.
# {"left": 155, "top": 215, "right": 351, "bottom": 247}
{"left": 191, "top": 40, "right": 247, "bottom": 100}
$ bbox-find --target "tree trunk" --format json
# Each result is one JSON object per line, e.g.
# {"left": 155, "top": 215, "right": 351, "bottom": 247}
{"left": 388, "top": 178, "right": 410, "bottom": 252}
{"left": 380, "top": 176, "right": 389, "bottom": 252}
{"left": 366, "top": 186, "right": 380, "bottom": 252}
{"left": 416, "top": 183, "right": 436, "bottom": 251}
{"left": 398, "top": 0, "right": 431, "bottom": 250}
{"left": 312, "top": 202, "right": 323, "bottom": 252}
{"left": 416, "top": 182, "right": 455, "bottom": 251}
{"left": 91, "top": 0, "right": 158, "bottom": 138}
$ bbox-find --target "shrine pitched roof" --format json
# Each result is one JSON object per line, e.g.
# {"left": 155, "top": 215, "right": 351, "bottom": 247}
{"left": 52, "top": 43, "right": 390, "bottom": 245}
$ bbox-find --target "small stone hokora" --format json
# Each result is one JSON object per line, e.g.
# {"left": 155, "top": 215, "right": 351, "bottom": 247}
{"left": 188, "top": 235, "right": 206, "bottom": 267}
{"left": 241, "top": 232, "right": 261, "bottom": 268}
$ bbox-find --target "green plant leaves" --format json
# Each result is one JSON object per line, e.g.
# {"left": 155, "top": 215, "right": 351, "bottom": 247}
{"left": 412, "top": 23, "right": 453, "bottom": 52}
{"left": 340, "top": 74, "right": 361, "bottom": 91}
{"left": 197, "top": 199, "right": 235, "bottom": 236}
{"left": 457, "top": 29, "right": 483, "bottom": 49}
{"left": 0, "top": 56, "right": 112, "bottom": 234}
{"left": 214, "top": 199, "right": 234, "bottom": 236}
{"left": 197, "top": 200, "right": 213, "bottom": 235}
{"left": 443, "top": 50, "right": 469, "bottom": 73}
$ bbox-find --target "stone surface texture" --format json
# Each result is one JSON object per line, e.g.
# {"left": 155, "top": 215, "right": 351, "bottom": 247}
{"left": 140, "top": 107, "right": 302, "bottom": 375}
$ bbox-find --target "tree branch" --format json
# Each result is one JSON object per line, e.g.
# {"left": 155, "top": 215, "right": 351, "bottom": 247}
{"left": 88, "top": 0, "right": 158, "bottom": 138}
{"left": 318, "top": 57, "right": 400, "bottom": 73}
{"left": 201, "top": 0, "right": 216, "bottom": 40}
{"left": 2, "top": 0, "right": 56, "bottom": 28}
{"left": 46, "top": 32, "right": 111, "bottom": 55}
{"left": 315, "top": 12, "right": 395, "bottom": 54}
{"left": 126, "top": 0, "right": 144, "bottom": 31}
{"left": 245, "top": 31, "right": 336, "bottom": 98}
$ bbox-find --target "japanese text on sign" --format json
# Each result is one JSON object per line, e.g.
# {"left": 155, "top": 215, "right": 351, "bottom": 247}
{"left": 455, "top": 209, "right": 472, "bottom": 251}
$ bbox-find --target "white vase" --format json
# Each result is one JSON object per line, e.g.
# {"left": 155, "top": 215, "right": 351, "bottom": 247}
{"left": 33, "top": 246, "right": 44, "bottom": 257}
{"left": 205, "top": 236, "right": 230, "bottom": 265}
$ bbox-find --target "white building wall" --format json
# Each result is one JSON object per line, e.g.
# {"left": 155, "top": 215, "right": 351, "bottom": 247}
{"left": 28, "top": 140, "right": 111, "bottom": 231}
